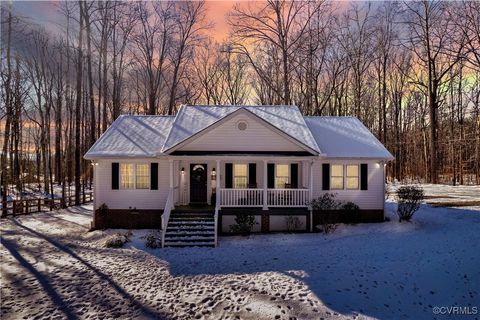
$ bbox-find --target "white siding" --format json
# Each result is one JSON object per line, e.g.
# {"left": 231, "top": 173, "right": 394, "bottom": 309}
{"left": 179, "top": 113, "right": 305, "bottom": 152}
{"left": 94, "top": 159, "right": 169, "bottom": 210}
{"left": 311, "top": 159, "right": 385, "bottom": 210}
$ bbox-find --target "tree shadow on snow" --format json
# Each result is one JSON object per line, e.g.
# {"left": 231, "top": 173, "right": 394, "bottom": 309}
{"left": 154, "top": 204, "right": 480, "bottom": 319}
{"left": 6, "top": 218, "right": 169, "bottom": 320}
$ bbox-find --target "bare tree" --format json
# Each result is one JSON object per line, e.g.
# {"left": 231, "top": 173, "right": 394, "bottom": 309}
{"left": 404, "top": 0, "right": 465, "bottom": 183}
{"left": 166, "top": 0, "right": 209, "bottom": 115}
{"left": 74, "top": 1, "right": 84, "bottom": 205}
{"left": 228, "top": 0, "right": 325, "bottom": 105}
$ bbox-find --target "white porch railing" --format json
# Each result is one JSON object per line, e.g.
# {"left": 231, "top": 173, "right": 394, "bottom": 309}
{"left": 219, "top": 188, "right": 264, "bottom": 207}
{"left": 161, "top": 188, "right": 175, "bottom": 248}
{"left": 267, "top": 189, "right": 309, "bottom": 207}
{"left": 219, "top": 188, "right": 309, "bottom": 207}
{"left": 214, "top": 207, "right": 219, "bottom": 247}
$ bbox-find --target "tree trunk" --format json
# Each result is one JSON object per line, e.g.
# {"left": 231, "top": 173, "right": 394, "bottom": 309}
{"left": 1, "top": 7, "right": 13, "bottom": 215}
{"left": 74, "top": 1, "right": 84, "bottom": 205}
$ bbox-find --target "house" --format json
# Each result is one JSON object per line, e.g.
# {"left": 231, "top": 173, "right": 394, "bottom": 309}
{"left": 84, "top": 105, "right": 393, "bottom": 247}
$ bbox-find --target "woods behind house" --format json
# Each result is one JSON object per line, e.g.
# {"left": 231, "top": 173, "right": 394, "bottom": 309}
{"left": 1, "top": 1, "right": 480, "bottom": 205}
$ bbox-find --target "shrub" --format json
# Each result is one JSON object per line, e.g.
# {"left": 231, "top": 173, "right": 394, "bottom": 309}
{"left": 396, "top": 185, "right": 424, "bottom": 222}
{"left": 104, "top": 231, "right": 131, "bottom": 248}
{"left": 342, "top": 201, "right": 360, "bottom": 224}
{"left": 230, "top": 214, "right": 257, "bottom": 235}
{"left": 145, "top": 230, "right": 162, "bottom": 248}
{"left": 308, "top": 193, "right": 341, "bottom": 211}
{"left": 285, "top": 215, "right": 303, "bottom": 232}
{"left": 99, "top": 203, "right": 109, "bottom": 215}
{"left": 307, "top": 193, "right": 341, "bottom": 234}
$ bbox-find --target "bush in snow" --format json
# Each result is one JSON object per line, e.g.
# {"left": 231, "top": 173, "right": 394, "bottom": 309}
{"left": 98, "top": 203, "right": 109, "bottom": 215}
{"left": 104, "top": 231, "right": 131, "bottom": 248}
{"left": 230, "top": 213, "right": 256, "bottom": 235}
{"left": 342, "top": 201, "right": 360, "bottom": 224}
{"left": 285, "top": 215, "right": 303, "bottom": 232}
{"left": 308, "top": 193, "right": 341, "bottom": 234}
{"left": 145, "top": 231, "right": 162, "bottom": 248}
{"left": 308, "top": 193, "right": 341, "bottom": 211}
{"left": 396, "top": 185, "right": 424, "bottom": 222}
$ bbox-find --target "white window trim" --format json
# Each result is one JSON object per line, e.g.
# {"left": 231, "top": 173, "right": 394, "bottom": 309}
{"left": 135, "top": 163, "right": 151, "bottom": 189}
{"left": 330, "top": 164, "right": 344, "bottom": 190}
{"left": 119, "top": 163, "right": 151, "bottom": 190}
{"left": 346, "top": 164, "right": 359, "bottom": 190}
{"left": 275, "top": 163, "right": 290, "bottom": 189}
{"left": 233, "top": 163, "right": 248, "bottom": 189}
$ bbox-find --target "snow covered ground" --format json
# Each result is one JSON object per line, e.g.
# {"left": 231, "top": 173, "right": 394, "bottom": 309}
{"left": 1, "top": 189, "right": 480, "bottom": 319}
{"left": 388, "top": 183, "right": 480, "bottom": 210}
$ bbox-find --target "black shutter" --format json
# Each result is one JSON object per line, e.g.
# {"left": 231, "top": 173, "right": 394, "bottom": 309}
{"left": 112, "top": 163, "right": 119, "bottom": 190}
{"left": 322, "top": 163, "right": 330, "bottom": 190}
{"left": 267, "top": 163, "right": 275, "bottom": 188}
{"left": 225, "top": 163, "right": 233, "bottom": 188}
{"left": 360, "top": 163, "right": 368, "bottom": 190}
{"left": 290, "top": 163, "right": 298, "bottom": 188}
{"left": 248, "top": 163, "right": 256, "bottom": 187}
{"left": 150, "top": 163, "right": 158, "bottom": 190}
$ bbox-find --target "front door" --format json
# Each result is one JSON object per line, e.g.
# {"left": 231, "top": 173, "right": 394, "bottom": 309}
{"left": 190, "top": 164, "right": 207, "bottom": 203}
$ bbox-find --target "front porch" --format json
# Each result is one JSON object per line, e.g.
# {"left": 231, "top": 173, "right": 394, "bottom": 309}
{"left": 161, "top": 156, "right": 315, "bottom": 247}
{"left": 169, "top": 157, "right": 315, "bottom": 210}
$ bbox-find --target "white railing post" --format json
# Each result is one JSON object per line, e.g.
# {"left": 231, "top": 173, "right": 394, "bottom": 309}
{"left": 263, "top": 160, "right": 268, "bottom": 210}
{"left": 216, "top": 160, "right": 220, "bottom": 209}
{"left": 161, "top": 188, "right": 173, "bottom": 248}
{"left": 309, "top": 161, "right": 314, "bottom": 232}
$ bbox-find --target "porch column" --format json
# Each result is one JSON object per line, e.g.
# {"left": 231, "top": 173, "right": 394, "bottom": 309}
{"left": 216, "top": 159, "right": 220, "bottom": 209}
{"left": 309, "top": 161, "right": 314, "bottom": 202}
{"left": 263, "top": 160, "right": 268, "bottom": 210}
{"left": 169, "top": 159, "right": 174, "bottom": 209}
{"left": 309, "top": 161, "right": 314, "bottom": 232}
{"left": 169, "top": 160, "right": 174, "bottom": 189}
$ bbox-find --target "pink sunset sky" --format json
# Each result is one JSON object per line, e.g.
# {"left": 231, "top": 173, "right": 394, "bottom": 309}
{"left": 10, "top": 1, "right": 247, "bottom": 42}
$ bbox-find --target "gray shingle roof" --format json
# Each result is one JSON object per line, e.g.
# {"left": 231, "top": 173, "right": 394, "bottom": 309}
{"left": 304, "top": 116, "right": 394, "bottom": 159}
{"left": 84, "top": 115, "right": 174, "bottom": 158}
{"left": 162, "top": 105, "right": 319, "bottom": 153}
{"left": 84, "top": 105, "right": 393, "bottom": 160}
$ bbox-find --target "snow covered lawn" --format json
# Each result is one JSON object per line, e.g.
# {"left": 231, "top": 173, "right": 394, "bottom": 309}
{"left": 1, "top": 201, "right": 480, "bottom": 319}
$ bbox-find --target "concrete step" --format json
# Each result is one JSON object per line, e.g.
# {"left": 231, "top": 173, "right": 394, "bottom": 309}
{"left": 165, "top": 231, "right": 215, "bottom": 237}
{"left": 168, "top": 217, "right": 215, "bottom": 222}
{"left": 164, "top": 241, "right": 215, "bottom": 248}
{"left": 168, "top": 221, "right": 214, "bottom": 226}
{"left": 165, "top": 236, "right": 215, "bottom": 242}
{"left": 166, "top": 227, "right": 215, "bottom": 233}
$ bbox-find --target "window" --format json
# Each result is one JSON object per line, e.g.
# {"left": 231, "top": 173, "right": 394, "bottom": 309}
{"left": 275, "top": 164, "right": 289, "bottom": 189}
{"left": 136, "top": 164, "right": 150, "bottom": 189}
{"left": 120, "top": 163, "right": 150, "bottom": 189}
{"left": 120, "top": 163, "right": 134, "bottom": 189}
{"left": 346, "top": 165, "right": 359, "bottom": 189}
{"left": 234, "top": 164, "right": 248, "bottom": 188}
{"left": 331, "top": 165, "right": 344, "bottom": 190}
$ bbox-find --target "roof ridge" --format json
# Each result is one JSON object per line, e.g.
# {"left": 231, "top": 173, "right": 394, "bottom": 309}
{"left": 304, "top": 115, "right": 358, "bottom": 118}
{"left": 184, "top": 104, "right": 299, "bottom": 108}
{"left": 120, "top": 114, "right": 176, "bottom": 118}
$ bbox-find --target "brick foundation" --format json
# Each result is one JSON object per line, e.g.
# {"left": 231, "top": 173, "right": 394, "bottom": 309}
{"left": 93, "top": 209, "right": 163, "bottom": 230}
{"left": 312, "top": 209, "right": 384, "bottom": 231}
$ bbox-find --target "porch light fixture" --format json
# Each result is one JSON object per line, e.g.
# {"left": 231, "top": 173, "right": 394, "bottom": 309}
{"left": 211, "top": 168, "right": 216, "bottom": 180}
{"left": 181, "top": 167, "right": 185, "bottom": 175}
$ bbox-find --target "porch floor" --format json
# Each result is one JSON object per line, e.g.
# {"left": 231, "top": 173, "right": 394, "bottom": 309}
{"left": 173, "top": 205, "right": 215, "bottom": 213}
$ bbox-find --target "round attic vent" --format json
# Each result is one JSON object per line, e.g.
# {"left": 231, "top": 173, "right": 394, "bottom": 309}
{"left": 237, "top": 121, "right": 248, "bottom": 131}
